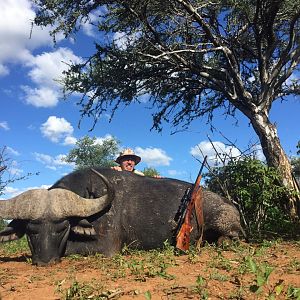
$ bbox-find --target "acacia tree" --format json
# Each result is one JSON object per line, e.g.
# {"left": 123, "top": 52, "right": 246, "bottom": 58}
{"left": 291, "top": 141, "right": 300, "bottom": 183}
{"left": 33, "top": 0, "right": 300, "bottom": 217}
{"left": 63, "top": 135, "right": 120, "bottom": 169}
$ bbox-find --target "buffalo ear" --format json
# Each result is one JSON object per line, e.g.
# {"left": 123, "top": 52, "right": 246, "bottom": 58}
{"left": 70, "top": 219, "right": 96, "bottom": 237}
{"left": 0, "top": 219, "right": 27, "bottom": 242}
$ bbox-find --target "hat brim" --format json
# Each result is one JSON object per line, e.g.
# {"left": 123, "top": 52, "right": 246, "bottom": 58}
{"left": 115, "top": 154, "right": 141, "bottom": 165}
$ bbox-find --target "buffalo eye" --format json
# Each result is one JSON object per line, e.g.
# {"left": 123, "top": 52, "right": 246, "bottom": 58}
{"left": 26, "top": 222, "right": 40, "bottom": 235}
{"left": 26, "top": 220, "right": 70, "bottom": 235}
{"left": 54, "top": 220, "right": 70, "bottom": 234}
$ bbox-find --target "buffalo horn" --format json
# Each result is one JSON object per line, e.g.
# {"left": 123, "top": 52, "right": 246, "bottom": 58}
{"left": 0, "top": 170, "right": 114, "bottom": 219}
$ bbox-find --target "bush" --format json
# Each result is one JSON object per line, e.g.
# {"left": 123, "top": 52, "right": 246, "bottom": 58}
{"left": 143, "top": 167, "right": 161, "bottom": 177}
{"left": 204, "top": 158, "right": 295, "bottom": 238}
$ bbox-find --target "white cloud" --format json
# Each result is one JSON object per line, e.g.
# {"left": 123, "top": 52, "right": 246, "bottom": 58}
{"left": 2, "top": 184, "right": 51, "bottom": 199}
{"left": 4, "top": 160, "right": 23, "bottom": 176}
{"left": 34, "top": 152, "right": 73, "bottom": 170}
{"left": 34, "top": 153, "right": 53, "bottom": 165}
{"left": 80, "top": 6, "right": 108, "bottom": 37}
{"left": 81, "top": 10, "right": 100, "bottom": 37}
{"left": 167, "top": 170, "right": 187, "bottom": 177}
{"left": 250, "top": 144, "right": 266, "bottom": 161}
{"left": 0, "top": 0, "right": 53, "bottom": 70}
{"left": 1, "top": 1, "right": 81, "bottom": 108}
{"left": 9, "top": 167, "right": 23, "bottom": 176}
{"left": 21, "top": 86, "right": 59, "bottom": 107}
{"left": 2, "top": 186, "right": 20, "bottom": 197}
{"left": 286, "top": 73, "right": 300, "bottom": 86}
{"left": 113, "top": 32, "right": 128, "bottom": 49}
{"left": 22, "top": 48, "right": 82, "bottom": 107}
{"left": 190, "top": 141, "right": 241, "bottom": 166}
{"left": 95, "top": 134, "right": 115, "bottom": 145}
{"left": 26, "top": 48, "right": 81, "bottom": 88}
{"left": 113, "top": 31, "right": 141, "bottom": 50}
{"left": 134, "top": 147, "right": 172, "bottom": 167}
{"left": 6, "top": 146, "right": 20, "bottom": 156}
{"left": 138, "top": 92, "right": 150, "bottom": 103}
{"left": 0, "top": 121, "right": 9, "bottom": 130}
{"left": 63, "top": 136, "right": 77, "bottom": 146}
{"left": 0, "top": 64, "right": 9, "bottom": 76}
{"left": 40, "top": 116, "right": 74, "bottom": 143}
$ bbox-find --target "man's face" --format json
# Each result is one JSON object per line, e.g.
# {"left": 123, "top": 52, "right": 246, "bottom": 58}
{"left": 120, "top": 157, "right": 136, "bottom": 172}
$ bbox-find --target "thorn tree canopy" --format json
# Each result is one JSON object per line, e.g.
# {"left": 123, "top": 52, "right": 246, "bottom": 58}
{"left": 33, "top": 0, "right": 300, "bottom": 218}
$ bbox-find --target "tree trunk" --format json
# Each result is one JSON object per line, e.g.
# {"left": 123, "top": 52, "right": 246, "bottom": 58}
{"left": 250, "top": 111, "right": 300, "bottom": 219}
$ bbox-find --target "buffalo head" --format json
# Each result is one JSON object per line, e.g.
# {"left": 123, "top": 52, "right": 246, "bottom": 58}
{"left": 0, "top": 171, "right": 114, "bottom": 265}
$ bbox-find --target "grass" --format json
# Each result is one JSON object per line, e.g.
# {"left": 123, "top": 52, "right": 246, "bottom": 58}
{"left": 0, "top": 236, "right": 29, "bottom": 255}
{"left": 81, "top": 241, "right": 177, "bottom": 282}
{"left": 55, "top": 240, "right": 300, "bottom": 299}
{"left": 0, "top": 238, "right": 299, "bottom": 299}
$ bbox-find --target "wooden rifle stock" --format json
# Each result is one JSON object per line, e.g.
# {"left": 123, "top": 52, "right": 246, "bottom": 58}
{"left": 176, "top": 156, "right": 207, "bottom": 251}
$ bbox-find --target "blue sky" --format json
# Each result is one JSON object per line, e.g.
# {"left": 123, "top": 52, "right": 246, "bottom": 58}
{"left": 1, "top": 0, "right": 299, "bottom": 198}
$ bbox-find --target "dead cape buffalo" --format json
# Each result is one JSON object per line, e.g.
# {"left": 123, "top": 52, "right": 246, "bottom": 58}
{"left": 0, "top": 168, "right": 243, "bottom": 265}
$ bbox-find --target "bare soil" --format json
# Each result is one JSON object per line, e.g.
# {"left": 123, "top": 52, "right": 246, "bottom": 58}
{"left": 0, "top": 241, "right": 299, "bottom": 300}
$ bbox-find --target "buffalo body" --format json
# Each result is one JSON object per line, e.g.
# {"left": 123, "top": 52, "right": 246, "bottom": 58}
{"left": 0, "top": 168, "right": 243, "bottom": 265}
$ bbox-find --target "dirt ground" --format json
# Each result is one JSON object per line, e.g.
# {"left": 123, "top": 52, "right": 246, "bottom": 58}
{"left": 0, "top": 241, "right": 299, "bottom": 300}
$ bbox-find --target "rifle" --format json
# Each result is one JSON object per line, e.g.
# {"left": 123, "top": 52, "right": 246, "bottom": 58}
{"left": 175, "top": 156, "right": 207, "bottom": 251}
{"left": 174, "top": 187, "right": 192, "bottom": 228}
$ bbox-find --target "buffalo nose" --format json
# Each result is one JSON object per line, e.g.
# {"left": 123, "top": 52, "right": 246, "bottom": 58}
{"left": 33, "top": 257, "right": 61, "bottom": 266}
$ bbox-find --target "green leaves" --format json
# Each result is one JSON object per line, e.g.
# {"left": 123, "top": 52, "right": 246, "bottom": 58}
{"left": 144, "top": 290, "right": 152, "bottom": 300}
{"left": 32, "top": 0, "right": 300, "bottom": 132}
{"left": 287, "top": 286, "right": 300, "bottom": 299}
{"left": 63, "top": 135, "right": 120, "bottom": 169}
{"left": 244, "top": 256, "right": 274, "bottom": 294}
{"left": 142, "top": 167, "right": 160, "bottom": 177}
{"left": 205, "top": 157, "right": 294, "bottom": 237}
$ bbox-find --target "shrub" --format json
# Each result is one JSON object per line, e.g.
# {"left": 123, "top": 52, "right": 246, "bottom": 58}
{"left": 143, "top": 167, "right": 161, "bottom": 177}
{"left": 204, "top": 157, "right": 294, "bottom": 238}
